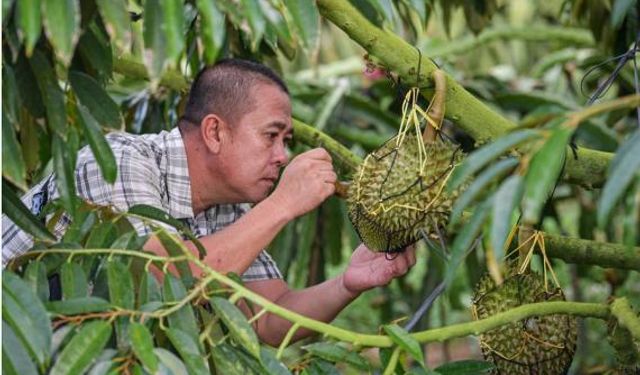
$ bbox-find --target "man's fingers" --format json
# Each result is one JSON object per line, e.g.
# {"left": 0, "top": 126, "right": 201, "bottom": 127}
{"left": 305, "top": 147, "right": 332, "bottom": 162}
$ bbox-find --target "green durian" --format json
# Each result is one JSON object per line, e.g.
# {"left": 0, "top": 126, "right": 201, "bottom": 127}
{"left": 347, "top": 135, "right": 464, "bottom": 252}
{"left": 472, "top": 270, "right": 578, "bottom": 375}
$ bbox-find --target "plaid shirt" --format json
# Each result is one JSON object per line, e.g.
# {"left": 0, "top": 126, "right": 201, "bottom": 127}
{"left": 1, "top": 128, "right": 282, "bottom": 281}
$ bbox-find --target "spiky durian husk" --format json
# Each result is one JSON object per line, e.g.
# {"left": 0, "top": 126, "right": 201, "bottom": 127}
{"left": 472, "top": 270, "right": 578, "bottom": 375}
{"left": 347, "top": 136, "right": 464, "bottom": 252}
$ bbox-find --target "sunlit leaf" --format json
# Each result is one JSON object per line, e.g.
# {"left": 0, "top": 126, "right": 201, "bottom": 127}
{"left": 598, "top": 130, "right": 640, "bottom": 227}
{"left": 2, "top": 113, "right": 27, "bottom": 190}
{"left": 107, "top": 260, "right": 134, "bottom": 351}
{"left": 163, "top": 274, "right": 200, "bottom": 342}
{"left": 50, "top": 321, "right": 112, "bottom": 375}
{"left": 490, "top": 174, "right": 524, "bottom": 261}
{"left": 450, "top": 157, "right": 519, "bottom": 226}
{"left": 196, "top": 0, "right": 225, "bottom": 64}
{"left": 24, "top": 260, "right": 50, "bottom": 302}
{"left": 16, "top": 0, "right": 41, "bottom": 55}
{"left": 154, "top": 348, "right": 189, "bottom": 375}
{"left": 448, "top": 129, "right": 540, "bottom": 192}
{"left": 522, "top": 126, "right": 573, "bottom": 225}
{"left": 302, "top": 342, "right": 370, "bottom": 370}
{"left": 445, "top": 196, "right": 493, "bottom": 287}
{"left": 210, "top": 296, "right": 261, "bottom": 359}
{"left": 129, "top": 322, "right": 159, "bottom": 373}
{"left": 2, "top": 322, "right": 39, "bottom": 375}
{"left": 52, "top": 133, "right": 78, "bottom": 215}
{"left": 61, "top": 261, "right": 88, "bottom": 299}
{"left": 283, "top": 0, "right": 319, "bottom": 52}
{"left": 241, "top": 0, "right": 266, "bottom": 51}
{"left": 1, "top": 180, "right": 55, "bottom": 241}
{"left": 46, "top": 297, "right": 112, "bottom": 315}
{"left": 95, "top": 0, "right": 131, "bottom": 51}
{"left": 143, "top": 0, "right": 167, "bottom": 81}
{"left": 382, "top": 324, "right": 424, "bottom": 365}
{"left": 29, "top": 50, "right": 66, "bottom": 137}
{"left": 165, "top": 328, "right": 209, "bottom": 375}
{"left": 2, "top": 271, "right": 52, "bottom": 369}
{"left": 42, "top": 0, "right": 80, "bottom": 65}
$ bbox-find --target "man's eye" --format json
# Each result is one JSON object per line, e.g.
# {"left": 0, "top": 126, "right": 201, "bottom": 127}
{"left": 266, "top": 132, "right": 278, "bottom": 140}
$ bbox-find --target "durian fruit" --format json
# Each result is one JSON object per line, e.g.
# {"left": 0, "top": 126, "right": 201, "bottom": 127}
{"left": 472, "top": 269, "right": 578, "bottom": 375}
{"left": 347, "top": 135, "right": 464, "bottom": 252}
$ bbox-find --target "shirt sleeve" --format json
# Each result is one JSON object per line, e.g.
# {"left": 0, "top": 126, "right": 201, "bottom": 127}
{"left": 76, "top": 146, "right": 178, "bottom": 236}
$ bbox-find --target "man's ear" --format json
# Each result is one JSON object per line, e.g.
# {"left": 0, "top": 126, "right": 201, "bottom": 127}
{"left": 200, "top": 114, "right": 227, "bottom": 154}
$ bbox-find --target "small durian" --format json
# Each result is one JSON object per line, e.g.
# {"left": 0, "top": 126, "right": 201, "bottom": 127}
{"left": 472, "top": 270, "right": 577, "bottom": 374}
{"left": 347, "top": 135, "right": 464, "bottom": 252}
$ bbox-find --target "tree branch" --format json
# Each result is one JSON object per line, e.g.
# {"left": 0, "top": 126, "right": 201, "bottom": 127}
{"left": 315, "top": 0, "right": 614, "bottom": 188}
{"left": 611, "top": 297, "right": 640, "bottom": 340}
{"left": 545, "top": 234, "right": 640, "bottom": 271}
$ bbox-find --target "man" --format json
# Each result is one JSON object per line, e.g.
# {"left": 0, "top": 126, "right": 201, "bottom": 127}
{"left": 2, "top": 59, "right": 416, "bottom": 345}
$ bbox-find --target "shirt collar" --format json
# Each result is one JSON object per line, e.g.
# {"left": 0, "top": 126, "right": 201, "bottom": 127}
{"left": 164, "top": 127, "right": 195, "bottom": 219}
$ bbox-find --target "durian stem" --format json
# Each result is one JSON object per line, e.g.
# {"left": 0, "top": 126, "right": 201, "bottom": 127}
{"left": 422, "top": 70, "right": 446, "bottom": 143}
{"left": 611, "top": 298, "right": 640, "bottom": 341}
{"left": 315, "top": 0, "right": 615, "bottom": 189}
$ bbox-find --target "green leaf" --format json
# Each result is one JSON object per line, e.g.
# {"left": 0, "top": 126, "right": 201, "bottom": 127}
{"left": 138, "top": 271, "right": 162, "bottom": 306}
{"left": 302, "top": 342, "right": 371, "bottom": 370}
{"left": 598, "top": 130, "right": 640, "bottom": 227}
{"left": 450, "top": 157, "right": 519, "bottom": 226}
{"left": 611, "top": 0, "right": 636, "bottom": 28}
{"left": 445, "top": 196, "right": 493, "bottom": 287}
{"left": 434, "top": 359, "right": 494, "bottom": 374}
{"left": 16, "top": 0, "right": 41, "bottom": 55}
{"left": 241, "top": 0, "right": 266, "bottom": 51}
{"left": 163, "top": 274, "right": 200, "bottom": 341}
{"left": 154, "top": 348, "right": 189, "bottom": 375}
{"left": 42, "top": 0, "right": 80, "bottom": 65}
{"left": 522, "top": 126, "right": 573, "bottom": 225}
{"left": 24, "top": 260, "right": 50, "bottom": 302}
{"left": 76, "top": 105, "right": 117, "bottom": 183}
{"left": 2, "top": 322, "right": 39, "bottom": 375}
{"left": 209, "top": 296, "right": 261, "bottom": 359}
{"left": 95, "top": 0, "right": 131, "bottom": 51}
{"left": 129, "top": 323, "right": 159, "bottom": 373}
{"left": 2, "top": 115, "right": 27, "bottom": 190}
{"left": 46, "top": 297, "right": 112, "bottom": 315}
{"left": 195, "top": 0, "right": 225, "bottom": 64}
{"left": 1, "top": 180, "right": 55, "bottom": 241}
{"left": 165, "top": 329, "right": 209, "bottom": 375}
{"left": 29, "top": 50, "right": 67, "bottom": 136}
{"left": 490, "top": 174, "right": 524, "bottom": 261}
{"left": 143, "top": 0, "right": 167, "bottom": 81}
{"left": 107, "top": 260, "right": 134, "bottom": 351}
{"left": 160, "top": 0, "right": 184, "bottom": 65}
{"left": 260, "top": 347, "right": 292, "bottom": 375}
{"left": 50, "top": 321, "right": 112, "bottom": 375}
{"left": 52, "top": 134, "right": 78, "bottom": 215}
{"left": 69, "top": 71, "right": 123, "bottom": 130}
{"left": 209, "top": 343, "right": 253, "bottom": 375}
{"left": 283, "top": 0, "right": 320, "bottom": 52}
{"left": 448, "top": 129, "right": 540, "bottom": 192}
{"left": 382, "top": 324, "right": 424, "bottom": 365}
{"left": 3, "top": 271, "right": 52, "bottom": 364}
{"left": 156, "top": 229, "right": 195, "bottom": 282}
{"left": 61, "top": 262, "right": 89, "bottom": 299}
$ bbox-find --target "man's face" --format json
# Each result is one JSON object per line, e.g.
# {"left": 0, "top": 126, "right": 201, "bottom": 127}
{"left": 220, "top": 82, "right": 292, "bottom": 203}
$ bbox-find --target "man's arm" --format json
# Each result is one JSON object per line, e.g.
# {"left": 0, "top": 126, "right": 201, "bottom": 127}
{"left": 144, "top": 148, "right": 337, "bottom": 278}
{"left": 241, "top": 244, "right": 416, "bottom": 346}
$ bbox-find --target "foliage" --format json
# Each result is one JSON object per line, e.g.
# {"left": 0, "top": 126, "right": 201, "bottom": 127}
{"left": 2, "top": 0, "right": 640, "bottom": 373}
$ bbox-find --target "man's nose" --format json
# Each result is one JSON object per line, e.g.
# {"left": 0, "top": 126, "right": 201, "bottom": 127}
{"left": 274, "top": 143, "right": 289, "bottom": 167}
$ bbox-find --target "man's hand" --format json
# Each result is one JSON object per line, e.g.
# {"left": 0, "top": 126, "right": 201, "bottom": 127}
{"left": 269, "top": 148, "right": 336, "bottom": 219}
{"left": 341, "top": 244, "right": 417, "bottom": 296}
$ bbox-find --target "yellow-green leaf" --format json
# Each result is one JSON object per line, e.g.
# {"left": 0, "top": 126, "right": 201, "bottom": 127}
{"left": 165, "top": 329, "right": 209, "bottom": 375}
{"left": 210, "top": 296, "right": 261, "bottom": 359}
{"left": 50, "top": 321, "right": 112, "bottom": 375}
{"left": 129, "top": 323, "right": 158, "bottom": 373}
{"left": 95, "top": 0, "right": 131, "bottom": 51}
{"left": 382, "top": 324, "right": 424, "bottom": 366}
{"left": 16, "top": 0, "right": 41, "bottom": 55}
{"left": 42, "top": 0, "right": 80, "bottom": 66}
{"left": 195, "top": 0, "right": 225, "bottom": 64}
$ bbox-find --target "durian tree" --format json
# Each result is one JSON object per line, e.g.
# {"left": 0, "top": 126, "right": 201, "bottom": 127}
{"left": 2, "top": 0, "right": 639, "bottom": 374}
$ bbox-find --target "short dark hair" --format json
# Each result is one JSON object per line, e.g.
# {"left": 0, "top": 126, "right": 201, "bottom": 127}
{"left": 180, "top": 58, "right": 289, "bottom": 127}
